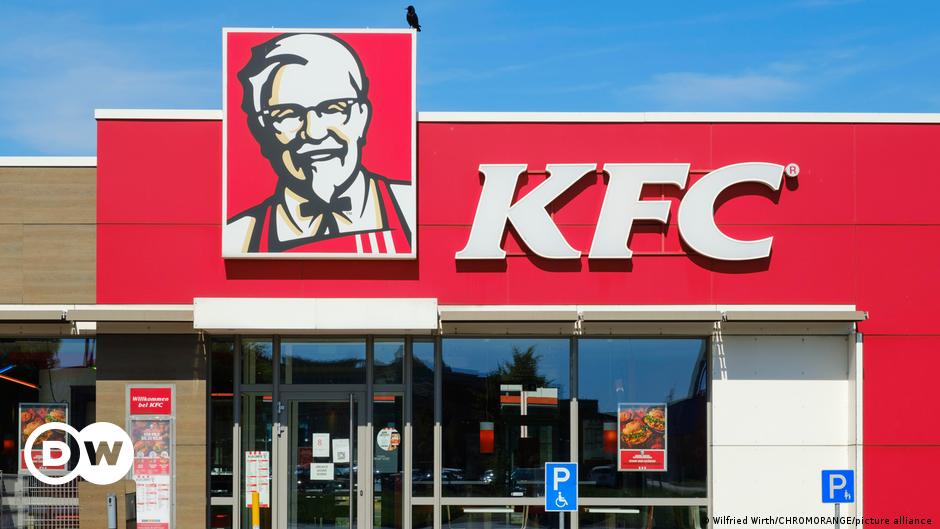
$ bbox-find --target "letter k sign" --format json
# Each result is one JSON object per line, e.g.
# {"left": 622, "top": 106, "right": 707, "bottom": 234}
{"left": 456, "top": 164, "right": 595, "bottom": 259}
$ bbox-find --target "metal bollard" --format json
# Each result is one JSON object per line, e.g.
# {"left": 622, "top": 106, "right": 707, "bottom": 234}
{"left": 251, "top": 491, "right": 261, "bottom": 529}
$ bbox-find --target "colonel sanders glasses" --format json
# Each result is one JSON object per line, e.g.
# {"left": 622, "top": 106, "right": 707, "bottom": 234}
{"left": 261, "top": 99, "right": 361, "bottom": 138}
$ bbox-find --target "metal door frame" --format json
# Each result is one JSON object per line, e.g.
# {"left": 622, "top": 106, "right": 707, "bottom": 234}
{"left": 275, "top": 390, "right": 370, "bottom": 529}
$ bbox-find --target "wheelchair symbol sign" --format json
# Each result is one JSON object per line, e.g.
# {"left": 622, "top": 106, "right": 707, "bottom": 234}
{"left": 545, "top": 462, "right": 577, "bottom": 512}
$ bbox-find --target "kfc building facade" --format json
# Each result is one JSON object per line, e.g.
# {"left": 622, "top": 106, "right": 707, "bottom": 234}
{"left": 0, "top": 27, "right": 938, "bottom": 529}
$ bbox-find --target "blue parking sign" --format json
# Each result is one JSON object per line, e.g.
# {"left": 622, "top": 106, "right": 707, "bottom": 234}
{"left": 545, "top": 462, "right": 577, "bottom": 512}
{"left": 821, "top": 470, "right": 855, "bottom": 503}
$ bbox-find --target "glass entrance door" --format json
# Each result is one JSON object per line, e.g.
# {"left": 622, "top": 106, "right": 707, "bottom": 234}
{"left": 277, "top": 393, "right": 367, "bottom": 529}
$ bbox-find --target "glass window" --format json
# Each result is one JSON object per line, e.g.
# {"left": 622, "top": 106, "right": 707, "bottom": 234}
{"left": 211, "top": 339, "right": 235, "bottom": 394}
{"left": 441, "top": 505, "right": 561, "bottom": 528}
{"left": 411, "top": 341, "right": 434, "bottom": 497}
{"left": 210, "top": 398, "right": 234, "bottom": 496}
{"left": 210, "top": 504, "right": 234, "bottom": 529}
{"left": 0, "top": 338, "right": 96, "bottom": 474}
{"left": 374, "top": 393, "right": 404, "bottom": 529}
{"left": 240, "top": 393, "right": 273, "bottom": 529}
{"left": 412, "top": 506, "right": 433, "bottom": 529}
{"left": 241, "top": 339, "right": 273, "bottom": 385}
{"left": 578, "top": 339, "right": 707, "bottom": 498}
{"left": 280, "top": 339, "right": 366, "bottom": 384}
{"left": 374, "top": 339, "right": 405, "bottom": 384}
{"left": 442, "top": 338, "right": 570, "bottom": 497}
{"left": 580, "top": 505, "right": 708, "bottom": 529}
{"left": 210, "top": 339, "right": 235, "bottom": 497}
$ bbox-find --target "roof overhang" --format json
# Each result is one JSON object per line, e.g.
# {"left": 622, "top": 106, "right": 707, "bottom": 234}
{"left": 95, "top": 109, "right": 940, "bottom": 124}
{"left": 0, "top": 302, "right": 866, "bottom": 335}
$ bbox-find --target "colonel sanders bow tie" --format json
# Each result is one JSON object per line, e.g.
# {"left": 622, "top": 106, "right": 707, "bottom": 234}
{"left": 298, "top": 195, "right": 353, "bottom": 237}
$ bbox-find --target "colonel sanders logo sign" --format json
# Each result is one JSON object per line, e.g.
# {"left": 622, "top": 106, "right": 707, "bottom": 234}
{"left": 223, "top": 29, "right": 416, "bottom": 258}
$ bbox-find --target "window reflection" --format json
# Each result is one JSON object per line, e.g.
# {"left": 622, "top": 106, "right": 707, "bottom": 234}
{"left": 374, "top": 340, "right": 405, "bottom": 384}
{"left": 442, "top": 506, "right": 561, "bottom": 528}
{"left": 241, "top": 339, "right": 273, "bottom": 384}
{"left": 210, "top": 504, "right": 233, "bottom": 529}
{"left": 442, "top": 338, "right": 570, "bottom": 497}
{"left": 280, "top": 339, "right": 366, "bottom": 384}
{"left": 240, "top": 393, "right": 273, "bottom": 529}
{"left": 412, "top": 506, "right": 434, "bottom": 529}
{"left": 211, "top": 339, "right": 235, "bottom": 394}
{"left": 210, "top": 339, "right": 235, "bottom": 497}
{"left": 578, "top": 339, "right": 707, "bottom": 498}
{"left": 579, "top": 505, "right": 707, "bottom": 529}
{"left": 0, "top": 338, "right": 96, "bottom": 474}
{"left": 411, "top": 341, "right": 434, "bottom": 496}
{"left": 210, "top": 397, "right": 234, "bottom": 496}
{"left": 373, "top": 393, "right": 403, "bottom": 529}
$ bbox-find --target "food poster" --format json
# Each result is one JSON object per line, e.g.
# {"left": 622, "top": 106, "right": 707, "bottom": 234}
{"left": 131, "top": 419, "right": 172, "bottom": 476}
{"left": 374, "top": 426, "right": 400, "bottom": 473}
{"left": 617, "top": 403, "right": 667, "bottom": 472}
{"left": 131, "top": 418, "right": 173, "bottom": 529}
{"left": 18, "top": 403, "right": 69, "bottom": 474}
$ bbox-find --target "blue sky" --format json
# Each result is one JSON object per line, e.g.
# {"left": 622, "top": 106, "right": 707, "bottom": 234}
{"left": 1, "top": 0, "right": 937, "bottom": 155}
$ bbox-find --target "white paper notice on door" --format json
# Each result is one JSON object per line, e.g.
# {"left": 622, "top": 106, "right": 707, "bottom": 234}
{"left": 310, "top": 462, "right": 335, "bottom": 481}
{"left": 332, "top": 439, "right": 350, "bottom": 463}
{"left": 312, "top": 433, "right": 330, "bottom": 457}
{"left": 244, "top": 450, "right": 271, "bottom": 508}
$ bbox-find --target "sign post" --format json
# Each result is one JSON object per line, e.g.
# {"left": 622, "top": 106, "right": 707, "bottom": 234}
{"left": 821, "top": 470, "right": 855, "bottom": 529}
{"left": 545, "top": 462, "right": 577, "bottom": 529}
{"left": 127, "top": 385, "right": 176, "bottom": 529}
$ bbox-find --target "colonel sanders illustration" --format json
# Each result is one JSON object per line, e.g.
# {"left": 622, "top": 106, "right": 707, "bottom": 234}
{"left": 225, "top": 33, "right": 414, "bottom": 256}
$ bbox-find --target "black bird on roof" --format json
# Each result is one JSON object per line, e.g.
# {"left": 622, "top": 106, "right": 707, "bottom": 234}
{"left": 406, "top": 5, "right": 421, "bottom": 32}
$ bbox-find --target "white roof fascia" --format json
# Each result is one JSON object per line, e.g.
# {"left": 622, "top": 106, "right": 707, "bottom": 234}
{"left": 93, "top": 109, "right": 940, "bottom": 124}
{"left": 193, "top": 298, "right": 439, "bottom": 332}
{"left": 95, "top": 109, "right": 223, "bottom": 120}
{"left": 0, "top": 157, "right": 96, "bottom": 167}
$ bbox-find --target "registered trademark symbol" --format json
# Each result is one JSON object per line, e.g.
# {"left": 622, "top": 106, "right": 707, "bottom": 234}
{"left": 784, "top": 163, "right": 800, "bottom": 177}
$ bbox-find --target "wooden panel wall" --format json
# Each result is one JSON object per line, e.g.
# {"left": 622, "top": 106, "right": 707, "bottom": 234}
{"left": 81, "top": 334, "right": 208, "bottom": 529}
{"left": 0, "top": 166, "right": 95, "bottom": 303}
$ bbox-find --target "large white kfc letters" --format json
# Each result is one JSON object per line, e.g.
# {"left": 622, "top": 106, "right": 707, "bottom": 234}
{"left": 456, "top": 162, "right": 786, "bottom": 261}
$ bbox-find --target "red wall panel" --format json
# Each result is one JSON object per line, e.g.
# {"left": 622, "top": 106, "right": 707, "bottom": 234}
{"left": 707, "top": 225, "right": 857, "bottom": 304}
{"left": 99, "top": 120, "right": 914, "bottom": 306}
{"left": 97, "top": 118, "right": 940, "bottom": 520}
{"left": 864, "top": 446, "right": 940, "bottom": 524}
{"left": 856, "top": 125, "right": 940, "bottom": 225}
{"left": 97, "top": 120, "right": 221, "bottom": 225}
{"left": 856, "top": 225, "right": 940, "bottom": 336}
{"left": 710, "top": 123, "right": 856, "bottom": 225}
{"left": 864, "top": 335, "right": 940, "bottom": 445}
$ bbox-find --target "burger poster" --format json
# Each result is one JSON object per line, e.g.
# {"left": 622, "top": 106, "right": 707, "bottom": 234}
{"left": 130, "top": 419, "right": 173, "bottom": 529}
{"left": 131, "top": 419, "right": 172, "bottom": 476}
{"left": 617, "top": 403, "right": 667, "bottom": 472}
{"left": 17, "top": 403, "right": 69, "bottom": 474}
